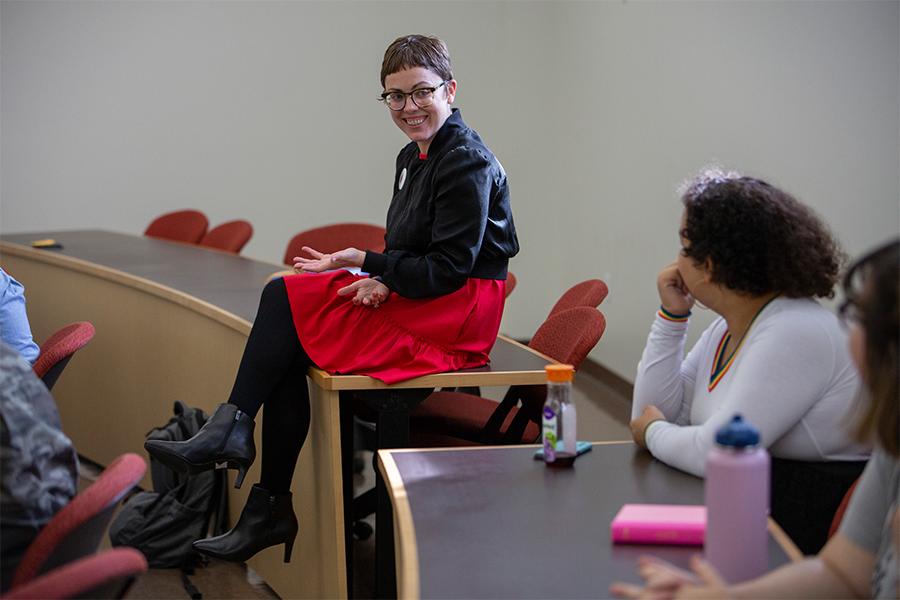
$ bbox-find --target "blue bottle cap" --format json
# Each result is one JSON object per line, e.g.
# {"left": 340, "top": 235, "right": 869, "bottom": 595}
{"left": 714, "top": 414, "right": 760, "bottom": 448}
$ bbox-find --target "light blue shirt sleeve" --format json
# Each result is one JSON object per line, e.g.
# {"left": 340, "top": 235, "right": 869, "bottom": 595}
{"left": 0, "top": 269, "right": 41, "bottom": 364}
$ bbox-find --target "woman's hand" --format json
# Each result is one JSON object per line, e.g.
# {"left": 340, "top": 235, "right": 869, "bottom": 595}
{"left": 657, "top": 262, "right": 695, "bottom": 316}
{"left": 673, "top": 557, "right": 730, "bottom": 599}
{"left": 610, "top": 555, "right": 727, "bottom": 600}
{"left": 293, "top": 247, "right": 365, "bottom": 273}
{"left": 610, "top": 555, "right": 698, "bottom": 599}
{"left": 338, "top": 278, "right": 390, "bottom": 307}
{"left": 630, "top": 405, "right": 666, "bottom": 450}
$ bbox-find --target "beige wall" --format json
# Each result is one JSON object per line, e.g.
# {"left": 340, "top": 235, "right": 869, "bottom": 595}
{"left": 2, "top": 1, "right": 897, "bottom": 382}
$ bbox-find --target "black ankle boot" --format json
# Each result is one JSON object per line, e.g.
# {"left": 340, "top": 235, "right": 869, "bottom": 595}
{"left": 193, "top": 484, "right": 298, "bottom": 563}
{"left": 144, "top": 403, "right": 256, "bottom": 488}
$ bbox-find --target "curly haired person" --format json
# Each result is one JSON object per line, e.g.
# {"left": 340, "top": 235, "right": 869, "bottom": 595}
{"left": 615, "top": 239, "right": 898, "bottom": 599}
{"left": 629, "top": 169, "right": 869, "bottom": 554}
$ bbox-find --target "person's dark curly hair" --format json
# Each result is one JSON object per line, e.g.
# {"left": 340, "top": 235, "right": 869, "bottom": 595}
{"left": 679, "top": 169, "right": 845, "bottom": 298}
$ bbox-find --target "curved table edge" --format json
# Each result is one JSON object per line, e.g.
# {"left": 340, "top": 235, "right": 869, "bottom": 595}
{"left": 0, "top": 240, "right": 252, "bottom": 335}
{"left": 377, "top": 449, "right": 421, "bottom": 600}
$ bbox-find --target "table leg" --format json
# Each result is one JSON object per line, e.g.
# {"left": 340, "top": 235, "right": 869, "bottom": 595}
{"left": 340, "top": 392, "right": 355, "bottom": 598}
{"left": 365, "top": 389, "right": 430, "bottom": 599}
{"left": 375, "top": 408, "right": 407, "bottom": 599}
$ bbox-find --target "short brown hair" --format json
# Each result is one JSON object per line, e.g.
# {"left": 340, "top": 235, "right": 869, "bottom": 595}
{"left": 842, "top": 240, "right": 899, "bottom": 457}
{"left": 380, "top": 35, "right": 453, "bottom": 87}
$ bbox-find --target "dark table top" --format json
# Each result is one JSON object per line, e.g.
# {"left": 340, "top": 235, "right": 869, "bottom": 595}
{"left": 386, "top": 443, "right": 792, "bottom": 599}
{"left": 1, "top": 229, "right": 284, "bottom": 323}
{"left": 1, "top": 229, "right": 549, "bottom": 378}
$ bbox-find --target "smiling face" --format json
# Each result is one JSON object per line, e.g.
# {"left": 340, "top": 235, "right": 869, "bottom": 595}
{"left": 383, "top": 67, "right": 456, "bottom": 155}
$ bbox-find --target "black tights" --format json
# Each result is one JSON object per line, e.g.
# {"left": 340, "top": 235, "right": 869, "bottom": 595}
{"left": 228, "top": 278, "right": 311, "bottom": 494}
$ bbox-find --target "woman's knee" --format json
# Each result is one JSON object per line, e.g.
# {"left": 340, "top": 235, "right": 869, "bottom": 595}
{"left": 262, "top": 276, "right": 287, "bottom": 300}
{"left": 259, "top": 276, "right": 292, "bottom": 313}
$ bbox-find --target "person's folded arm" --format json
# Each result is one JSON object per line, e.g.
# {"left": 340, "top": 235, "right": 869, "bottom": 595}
{"left": 633, "top": 313, "right": 706, "bottom": 423}
{"left": 363, "top": 147, "right": 491, "bottom": 299}
{"left": 645, "top": 317, "right": 839, "bottom": 477}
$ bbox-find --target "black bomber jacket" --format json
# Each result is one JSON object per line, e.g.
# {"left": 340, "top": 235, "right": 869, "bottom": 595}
{"left": 362, "top": 109, "right": 519, "bottom": 299}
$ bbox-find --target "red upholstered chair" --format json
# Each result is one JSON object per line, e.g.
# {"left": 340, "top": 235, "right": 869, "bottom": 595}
{"left": 3, "top": 548, "right": 147, "bottom": 600}
{"left": 283, "top": 223, "right": 386, "bottom": 265}
{"left": 32, "top": 322, "right": 96, "bottom": 391}
{"left": 410, "top": 306, "right": 606, "bottom": 445}
{"left": 10, "top": 454, "right": 146, "bottom": 589}
{"left": 505, "top": 271, "right": 517, "bottom": 298}
{"left": 549, "top": 279, "right": 609, "bottom": 317}
{"left": 199, "top": 220, "right": 254, "bottom": 254}
{"left": 828, "top": 477, "right": 861, "bottom": 539}
{"left": 144, "top": 210, "right": 209, "bottom": 243}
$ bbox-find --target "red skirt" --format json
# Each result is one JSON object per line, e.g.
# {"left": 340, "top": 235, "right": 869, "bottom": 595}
{"left": 282, "top": 271, "right": 506, "bottom": 384}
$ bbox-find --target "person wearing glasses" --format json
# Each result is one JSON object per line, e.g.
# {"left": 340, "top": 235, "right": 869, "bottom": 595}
{"left": 613, "top": 240, "right": 898, "bottom": 600}
{"left": 628, "top": 169, "right": 869, "bottom": 555}
{"left": 145, "top": 34, "right": 518, "bottom": 562}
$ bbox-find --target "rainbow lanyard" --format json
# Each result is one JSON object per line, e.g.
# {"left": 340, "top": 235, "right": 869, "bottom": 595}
{"left": 708, "top": 297, "right": 778, "bottom": 392}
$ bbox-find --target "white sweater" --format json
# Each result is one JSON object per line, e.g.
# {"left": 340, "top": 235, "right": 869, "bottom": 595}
{"left": 633, "top": 297, "right": 870, "bottom": 477}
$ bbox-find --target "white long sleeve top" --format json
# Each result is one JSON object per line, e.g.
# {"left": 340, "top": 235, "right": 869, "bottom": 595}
{"left": 633, "top": 297, "right": 870, "bottom": 477}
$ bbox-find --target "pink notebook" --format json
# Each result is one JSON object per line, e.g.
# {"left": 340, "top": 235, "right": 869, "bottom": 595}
{"left": 610, "top": 504, "right": 706, "bottom": 546}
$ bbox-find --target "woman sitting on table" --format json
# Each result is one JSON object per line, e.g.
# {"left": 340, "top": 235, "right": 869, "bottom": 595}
{"left": 614, "top": 239, "right": 899, "bottom": 600}
{"left": 629, "top": 169, "right": 868, "bottom": 555}
{"left": 145, "top": 34, "right": 518, "bottom": 562}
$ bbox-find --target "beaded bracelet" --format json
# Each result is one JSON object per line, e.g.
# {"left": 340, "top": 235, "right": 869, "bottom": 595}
{"left": 658, "top": 306, "right": 691, "bottom": 322}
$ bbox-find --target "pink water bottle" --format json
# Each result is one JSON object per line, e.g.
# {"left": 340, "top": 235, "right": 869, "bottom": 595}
{"left": 704, "top": 414, "right": 770, "bottom": 583}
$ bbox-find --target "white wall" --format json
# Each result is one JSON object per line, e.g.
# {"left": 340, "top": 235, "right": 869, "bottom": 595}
{"left": 2, "top": 1, "right": 897, "bottom": 382}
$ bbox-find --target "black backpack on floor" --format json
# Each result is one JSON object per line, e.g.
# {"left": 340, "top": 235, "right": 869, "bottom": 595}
{"left": 109, "top": 401, "right": 228, "bottom": 569}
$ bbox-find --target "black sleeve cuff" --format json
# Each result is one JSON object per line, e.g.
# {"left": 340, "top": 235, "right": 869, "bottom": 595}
{"left": 362, "top": 251, "right": 388, "bottom": 276}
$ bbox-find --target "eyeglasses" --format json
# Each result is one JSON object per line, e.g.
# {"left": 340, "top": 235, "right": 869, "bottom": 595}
{"left": 379, "top": 81, "right": 449, "bottom": 111}
{"left": 838, "top": 263, "right": 868, "bottom": 326}
{"left": 838, "top": 296, "right": 864, "bottom": 327}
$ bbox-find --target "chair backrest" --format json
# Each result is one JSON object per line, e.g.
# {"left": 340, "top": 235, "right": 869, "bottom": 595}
{"left": 505, "top": 272, "right": 517, "bottom": 298}
{"left": 199, "top": 220, "right": 253, "bottom": 254}
{"left": 548, "top": 279, "right": 609, "bottom": 317}
{"left": 144, "top": 210, "right": 209, "bottom": 244}
{"left": 828, "top": 476, "right": 861, "bottom": 539}
{"left": 481, "top": 307, "right": 606, "bottom": 444}
{"left": 4, "top": 548, "right": 148, "bottom": 600}
{"left": 283, "top": 223, "right": 386, "bottom": 265}
{"left": 11, "top": 453, "right": 147, "bottom": 588}
{"left": 32, "top": 322, "right": 96, "bottom": 391}
{"left": 529, "top": 306, "right": 606, "bottom": 368}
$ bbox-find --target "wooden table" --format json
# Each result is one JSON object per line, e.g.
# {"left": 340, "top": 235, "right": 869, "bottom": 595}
{"left": 378, "top": 442, "right": 801, "bottom": 599}
{"left": 0, "top": 229, "right": 551, "bottom": 599}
